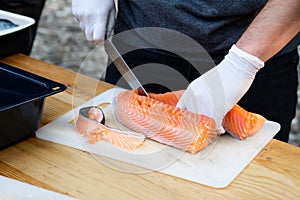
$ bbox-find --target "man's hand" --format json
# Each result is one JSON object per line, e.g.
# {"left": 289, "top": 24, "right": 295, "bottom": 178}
{"left": 72, "top": 0, "right": 116, "bottom": 44}
{"left": 176, "top": 45, "right": 264, "bottom": 132}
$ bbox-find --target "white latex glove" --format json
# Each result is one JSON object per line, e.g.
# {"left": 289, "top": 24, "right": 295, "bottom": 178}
{"left": 176, "top": 45, "right": 264, "bottom": 132}
{"left": 72, "top": 0, "right": 116, "bottom": 43}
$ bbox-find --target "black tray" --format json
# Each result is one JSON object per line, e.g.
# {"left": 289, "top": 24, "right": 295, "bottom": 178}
{"left": 0, "top": 62, "right": 67, "bottom": 149}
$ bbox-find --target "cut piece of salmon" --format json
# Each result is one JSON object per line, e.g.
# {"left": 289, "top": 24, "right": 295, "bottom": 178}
{"left": 222, "top": 104, "right": 266, "bottom": 140}
{"left": 115, "top": 90, "right": 217, "bottom": 154}
{"left": 76, "top": 106, "right": 145, "bottom": 150}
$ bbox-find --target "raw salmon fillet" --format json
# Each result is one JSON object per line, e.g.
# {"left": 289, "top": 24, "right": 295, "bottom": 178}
{"left": 148, "top": 90, "right": 266, "bottom": 140}
{"left": 115, "top": 90, "right": 217, "bottom": 154}
{"left": 115, "top": 90, "right": 266, "bottom": 153}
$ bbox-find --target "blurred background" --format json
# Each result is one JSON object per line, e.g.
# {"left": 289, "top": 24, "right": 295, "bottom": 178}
{"left": 30, "top": 0, "right": 102, "bottom": 78}
{"left": 30, "top": 0, "right": 300, "bottom": 146}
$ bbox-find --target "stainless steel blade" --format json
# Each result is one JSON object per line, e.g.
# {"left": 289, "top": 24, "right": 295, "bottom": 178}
{"left": 105, "top": 39, "right": 148, "bottom": 97}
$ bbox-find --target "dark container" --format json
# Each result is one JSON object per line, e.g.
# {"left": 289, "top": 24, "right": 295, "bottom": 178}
{"left": 0, "top": 62, "right": 66, "bottom": 149}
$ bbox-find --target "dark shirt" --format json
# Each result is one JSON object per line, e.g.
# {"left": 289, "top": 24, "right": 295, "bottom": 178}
{"left": 114, "top": 0, "right": 300, "bottom": 60}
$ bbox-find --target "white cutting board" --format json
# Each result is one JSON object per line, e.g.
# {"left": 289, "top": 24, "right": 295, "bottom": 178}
{"left": 0, "top": 175, "right": 77, "bottom": 199}
{"left": 36, "top": 88, "right": 280, "bottom": 188}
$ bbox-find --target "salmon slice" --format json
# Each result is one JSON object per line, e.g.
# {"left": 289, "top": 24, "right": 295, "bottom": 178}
{"left": 115, "top": 90, "right": 217, "bottom": 154}
{"left": 149, "top": 90, "right": 266, "bottom": 140}
{"left": 222, "top": 104, "right": 266, "bottom": 140}
{"left": 76, "top": 106, "right": 145, "bottom": 150}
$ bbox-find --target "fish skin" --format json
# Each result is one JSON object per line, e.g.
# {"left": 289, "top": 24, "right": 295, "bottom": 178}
{"left": 76, "top": 106, "right": 145, "bottom": 150}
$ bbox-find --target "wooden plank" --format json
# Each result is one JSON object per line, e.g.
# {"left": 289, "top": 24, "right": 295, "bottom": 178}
{"left": 0, "top": 159, "right": 66, "bottom": 196}
{"left": 0, "top": 138, "right": 299, "bottom": 199}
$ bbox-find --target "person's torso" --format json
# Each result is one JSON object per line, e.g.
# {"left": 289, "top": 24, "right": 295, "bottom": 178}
{"left": 115, "top": 0, "right": 299, "bottom": 60}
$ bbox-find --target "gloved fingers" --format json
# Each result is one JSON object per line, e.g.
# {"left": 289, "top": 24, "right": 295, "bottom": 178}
{"left": 76, "top": 11, "right": 94, "bottom": 40}
{"left": 71, "top": 0, "right": 79, "bottom": 17}
{"left": 77, "top": 17, "right": 107, "bottom": 43}
{"left": 92, "top": 8, "right": 116, "bottom": 44}
{"left": 72, "top": 0, "right": 88, "bottom": 24}
{"left": 177, "top": 89, "right": 225, "bottom": 133}
{"left": 176, "top": 76, "right": 226, "bottom": 132}
{"left": 92, "top": 21, "right": 107, "bottom": 44}
{"left": 78, "top": 19, "right": 86, "bottom": 32}
{"left": 84, "top": 24, "right": 95, "bottom": 42}
{"left": 71, "top": 0, "right": 116, "bottom": 43}
{"left": 177, "top": 80, "right": 214, "bottom": 117}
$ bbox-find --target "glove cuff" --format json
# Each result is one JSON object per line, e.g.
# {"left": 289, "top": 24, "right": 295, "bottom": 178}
{"left": 229, "top": 44, "right": 265, "bottom": 70}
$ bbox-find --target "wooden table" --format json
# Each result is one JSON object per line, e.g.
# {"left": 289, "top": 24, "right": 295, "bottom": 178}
{"left": 0, "top": 54, "right": 300, "bottom": 199}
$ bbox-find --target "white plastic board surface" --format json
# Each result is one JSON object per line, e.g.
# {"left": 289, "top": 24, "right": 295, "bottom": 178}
{"left": 36, "top": 88, "right": 280, "bottom": 188}
{"left": 0, "top": 175, "right": 77, "bottom": 200}
{"left": 0, "top": 9, "right": 35, "bottom": 36}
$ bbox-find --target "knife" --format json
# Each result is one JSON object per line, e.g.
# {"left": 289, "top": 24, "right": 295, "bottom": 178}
{"left": 105, "top": 39, "right": 149, "bottom": 97}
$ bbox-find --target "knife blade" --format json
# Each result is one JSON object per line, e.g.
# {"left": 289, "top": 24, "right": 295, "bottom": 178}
{"left": 105, "top": 39, "right": 149, "bottom": 97}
